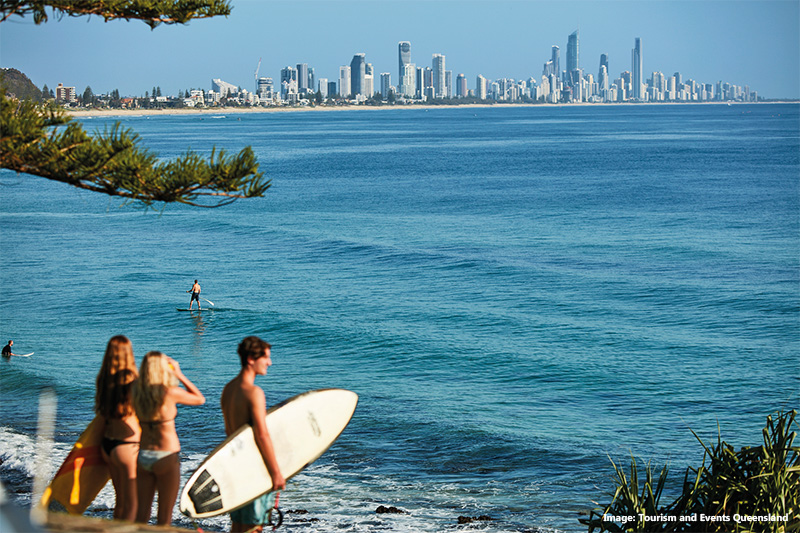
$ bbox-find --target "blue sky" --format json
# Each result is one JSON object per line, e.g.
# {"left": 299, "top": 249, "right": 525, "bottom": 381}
{"left": 3, "top": 0, "right": 799, "bottom": 98}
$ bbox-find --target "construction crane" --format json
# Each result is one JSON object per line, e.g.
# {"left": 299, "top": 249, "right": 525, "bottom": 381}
{"left": 254, "top": 57, "right": 262, "bottom": 91}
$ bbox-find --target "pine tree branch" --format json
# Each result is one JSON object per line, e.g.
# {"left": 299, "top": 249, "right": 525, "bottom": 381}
{"left": 0, "top": 93, "right": 271, "bottom": 208}
{"left": 0, "top": 1, "right": 232, "bottom": 28}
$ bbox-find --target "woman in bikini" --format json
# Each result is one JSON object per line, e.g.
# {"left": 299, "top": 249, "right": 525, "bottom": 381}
{"left": 133, "top": 352, "right": 205, "bottom": 525}
{"left": 95, "top": 335, "right": 140, "bottom": 522}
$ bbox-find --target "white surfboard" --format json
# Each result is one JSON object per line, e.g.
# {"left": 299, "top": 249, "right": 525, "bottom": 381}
{"left": 179, "top": 388, "right": 358, "bottom": 518}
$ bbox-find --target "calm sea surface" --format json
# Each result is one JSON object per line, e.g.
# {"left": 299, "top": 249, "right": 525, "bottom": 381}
{"left": 1, "top": 104, "right": 798, "bottom": 532}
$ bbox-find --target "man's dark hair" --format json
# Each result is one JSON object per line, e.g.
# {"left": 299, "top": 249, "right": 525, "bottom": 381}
{"left": 238, "top": 336, "right": 271, "bottom": 367}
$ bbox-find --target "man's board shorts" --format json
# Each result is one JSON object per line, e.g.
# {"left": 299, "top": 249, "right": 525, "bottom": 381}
{"left": 191, "top": 292, "right": 200, "bottom": 301}
{"left": 230, "top": 492, "right": 276, "bottom": 525}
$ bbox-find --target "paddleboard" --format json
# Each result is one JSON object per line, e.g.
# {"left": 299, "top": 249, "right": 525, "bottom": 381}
{"left": 40, "top": 416, "right": 110, "bottom": 514}
{"left": 180, "top": 388, "right": 358, "bottom": 518}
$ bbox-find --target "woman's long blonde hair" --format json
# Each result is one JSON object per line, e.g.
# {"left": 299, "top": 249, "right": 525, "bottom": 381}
{"left": 133, "top": 351, "right": 177, "bottom": 422}
{"left": 95, "top": 336, "right": 138, "bottom": 419}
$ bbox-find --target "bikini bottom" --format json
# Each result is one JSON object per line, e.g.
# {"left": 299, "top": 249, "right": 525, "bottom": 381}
{"left": 101, "top": 437, "right": 137, "bottom": 456}
{"left": 138, "top": 449, "right": 176, "bottom": 472}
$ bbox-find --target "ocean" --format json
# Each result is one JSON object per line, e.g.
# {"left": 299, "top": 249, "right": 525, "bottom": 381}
{"left": 1, "top": 103, "right": 798, "bottom": 532}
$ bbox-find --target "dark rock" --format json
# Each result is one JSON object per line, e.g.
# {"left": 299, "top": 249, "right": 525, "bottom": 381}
{"left": 376, "top": 505, "right": 408, "bottom": 514}
{"left": 457, "top": 515, "right": 494, "bottom": 524}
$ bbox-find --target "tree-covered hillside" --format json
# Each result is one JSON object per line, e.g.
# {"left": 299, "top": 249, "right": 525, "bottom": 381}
{"left": 1, "top": 68, "right": 43, "bottom": 101}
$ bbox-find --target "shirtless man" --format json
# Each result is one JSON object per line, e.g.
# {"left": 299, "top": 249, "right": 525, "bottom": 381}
{"left": 187, "top": 280, "right": 201, "bottom": 310}
{"left": 221, "top": 336, "right": 286, "bottom": 532}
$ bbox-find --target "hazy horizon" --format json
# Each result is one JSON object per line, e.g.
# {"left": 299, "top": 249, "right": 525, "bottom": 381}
{"left": 3, "top": 0, "right": 799, "bottom": 99}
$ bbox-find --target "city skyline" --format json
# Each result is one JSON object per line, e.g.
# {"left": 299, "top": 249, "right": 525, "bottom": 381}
{"left": 2, "top": 0, "right": 799, "bottom": 99}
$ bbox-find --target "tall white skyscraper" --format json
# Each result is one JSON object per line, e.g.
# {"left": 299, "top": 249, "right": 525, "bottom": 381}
{"left": 400, "top": 63, "right": 416, "bottom": 97}
{"left": 632, "top": 38, "right": 643, "bottom": 100}
{"left": 339, "top": 65, "right": 351, "bottom": 97}
{"left": 476, "top": 74, "right": 487, "bottom": 100}
{"left": 432, "top": 53, "right": 446, "bottom": 98}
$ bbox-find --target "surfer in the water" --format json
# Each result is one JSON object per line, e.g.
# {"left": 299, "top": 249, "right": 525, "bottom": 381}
{"left": 187, "top": 280, "right": 201, "bottom": 310}
{"left": 221, "top": 336, "right": 286, "bottom": 532}
{"left": 2, "top": 340, "right": 16, "bottom": 358}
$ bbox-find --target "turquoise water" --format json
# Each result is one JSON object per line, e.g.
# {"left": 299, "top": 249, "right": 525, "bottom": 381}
{"left": 1, "top": 104, "right": 798, "bottom": 532}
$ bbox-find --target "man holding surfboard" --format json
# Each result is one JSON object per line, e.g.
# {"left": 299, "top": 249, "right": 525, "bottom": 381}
{"left": 2, "top": 340, "right": 16, "bottom": 358}
{"left": 221, "top": 336, "right": 286, "bottom": 532}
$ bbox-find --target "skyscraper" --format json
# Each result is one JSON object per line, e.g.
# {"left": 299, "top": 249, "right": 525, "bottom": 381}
{"left": 398, "top": 41, "right": 411, "bottom": 83}
{"left": 551, "top": 46, "right": 560, "bottom": 77}
{"left": 456, "top": 73, "right": 467, "bottom": 98}
{"left": 339, "top": 65, "right": 351, "bottom": 97}
{"left": 380, "top": 72, "right": 392, "bottom": 99}
{"left": 400, "top": 63, "right": 416, "bottom": 98}
{"left": 476, "top": 75, "right": 487, "bottom": 100}
{"left": 599, "top": 54, "right": 609, "bottom": 83}
{"left": 566, "top": 30, "right": 579, "bottom": 84}
{"left": 350, "top": 53, "right": 366, "bottom": 97}
{"left": 632, "top": 38, "right": 643, "bottom": 100}
{"left": 432, "top": 53, "right": 446, "bottom": 98}
{"left": 296, "top": 63, "right": 308, "bottom": 92}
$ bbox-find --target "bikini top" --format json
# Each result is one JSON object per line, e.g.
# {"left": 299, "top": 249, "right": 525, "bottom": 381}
{"left": 140, "top": 415, "right": 176, "bottom": 427}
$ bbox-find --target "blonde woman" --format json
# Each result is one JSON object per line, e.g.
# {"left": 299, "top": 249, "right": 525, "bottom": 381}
{"left": 95, "top": 335, "right": 140, "bottom": 522}
{"left": 133, "top": 352, "right": 205, "bottom": 525}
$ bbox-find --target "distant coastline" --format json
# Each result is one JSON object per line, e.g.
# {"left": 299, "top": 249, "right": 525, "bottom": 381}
{"left": 66, "top": 100, "right": 796, "bottom": 119}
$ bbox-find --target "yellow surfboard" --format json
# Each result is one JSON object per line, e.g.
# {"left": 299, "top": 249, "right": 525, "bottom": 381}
{"left": 41, "top": 416, "right": 110, "bottom": 514}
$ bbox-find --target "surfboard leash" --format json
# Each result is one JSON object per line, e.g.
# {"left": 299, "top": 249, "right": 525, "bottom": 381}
{"left": 267, "top": 491, "right": 283, "bottom": 530}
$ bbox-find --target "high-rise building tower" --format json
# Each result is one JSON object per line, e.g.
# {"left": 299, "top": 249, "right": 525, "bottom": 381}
{"left": 339, "top": 65, "right": 351, "bottom": 97}
{"left": 551, "top": 46, "right": 560, "bottom": 77}
{"left": 432, "top": 53, "right": 446, "bottom": 98}
{"left": 380, "top": 73, "right": 392, "bottom": 99}
{"left": 350, "top": 53, "right": 366, "bottom": 97}
{"left": 456, "top": 73, "right": 467, "bottom": 98}
{"left": 297, "top": 63, "right": 308, "bottom": 92}
{"left": 566, "top": 30, "right": 579, "bottom": 84}
{"left": 476, "top": 74, "right": 487, "bottom": 100}
{"left": 400, "top": 63, "right": 416, "bottom": 98}
{"left": 398, "top": 41, "right": 411, "bottom": 83}
{"left": 632, "top": 38, "right": 643, "bottom": 100}
{"left": 599, "top": 54, "right": 609, "bottom": 82}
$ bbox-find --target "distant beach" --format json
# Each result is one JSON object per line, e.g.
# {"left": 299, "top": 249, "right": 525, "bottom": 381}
{"left": 64, "top": 100, "right": 771, "bottom": 119}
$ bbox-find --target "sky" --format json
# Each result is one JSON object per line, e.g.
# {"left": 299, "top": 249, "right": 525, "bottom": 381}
{"left": 2, "top": 0, "right": 799, "bottom": 99}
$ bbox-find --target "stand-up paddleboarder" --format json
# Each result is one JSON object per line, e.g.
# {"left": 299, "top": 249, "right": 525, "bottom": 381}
{"left": 187, "top": 280, "right": 202, "bottom": 310}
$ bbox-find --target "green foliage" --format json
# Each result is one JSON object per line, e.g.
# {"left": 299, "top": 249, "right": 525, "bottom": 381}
{"left": 582, "top": 411, "right": 799, "bottom": 533}
{"left": 0, "top": 0, "right": 232, "bottom": 29}
{"left": 1, "top": 68, "right": 43, "bottom": 102}
{"left": 0, "top": 92, "right": 270, "bottom": 207}
{"left": 1, "top": 0, "right": 271, "bottom": 207}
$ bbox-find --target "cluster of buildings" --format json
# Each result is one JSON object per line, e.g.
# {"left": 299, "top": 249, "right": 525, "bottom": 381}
{"left": 53, "top": 32, "right": 758, "bottom": 108}
{"left": 192, "top": 33, "right": 757, "bottom": 108}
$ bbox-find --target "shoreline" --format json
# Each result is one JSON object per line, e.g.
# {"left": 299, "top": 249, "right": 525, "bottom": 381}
{"left": 65, "top": 100, "right": 795, "bottom": 119}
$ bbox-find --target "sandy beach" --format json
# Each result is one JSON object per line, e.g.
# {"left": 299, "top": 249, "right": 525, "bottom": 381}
{"left": 65, "top": 102, "right": 520, "bottom": 118}
{"left": 63, "top": 100, "right": 767, "bottom": 119}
